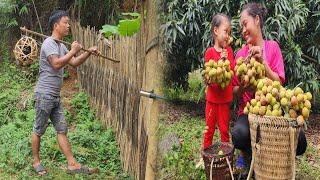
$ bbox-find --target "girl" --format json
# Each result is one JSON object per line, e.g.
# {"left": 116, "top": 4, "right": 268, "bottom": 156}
{"left": 203, "top": 13, "right": 235, "bottom": 149}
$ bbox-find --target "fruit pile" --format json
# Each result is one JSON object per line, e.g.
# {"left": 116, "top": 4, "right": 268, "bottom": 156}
{"left": 244, "top": 78, "right": 313, "bottom": 125}
{"left": 235, "top": 56, "right": 265, "bottom": 88}
{"left": 202, "top": 58, "right": 233, "bottom": 89}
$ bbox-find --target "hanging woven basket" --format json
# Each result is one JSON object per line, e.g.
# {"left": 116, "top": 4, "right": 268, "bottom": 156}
{"left": 13, "top": 36, "right": 38, "bottom": 66}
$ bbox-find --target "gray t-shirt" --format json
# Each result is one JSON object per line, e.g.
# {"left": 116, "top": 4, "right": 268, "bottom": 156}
{"left": 35, "top": 37, "right": 69, "bottom": 96}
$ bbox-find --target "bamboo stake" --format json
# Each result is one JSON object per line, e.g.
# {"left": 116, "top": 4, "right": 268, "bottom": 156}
{"left": 143, "top": 0, "right": 164, "bottom": 179}
{"left": 20, "top": 27, "right": 119, "bottom": 63}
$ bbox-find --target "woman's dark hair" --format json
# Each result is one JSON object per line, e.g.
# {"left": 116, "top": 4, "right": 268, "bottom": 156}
{"left": 242, "top": 3, "right": 268, "bottom": 29}
{"left": 211, "top": 13, "right": 231, "bottom": 40}
{"left": 48, "top": 10, "right": 69, "bottom": 31}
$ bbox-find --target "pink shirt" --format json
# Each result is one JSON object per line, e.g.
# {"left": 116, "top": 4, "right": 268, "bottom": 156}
{"left": 232, "top": 40, "right": 285, "bottom": 116}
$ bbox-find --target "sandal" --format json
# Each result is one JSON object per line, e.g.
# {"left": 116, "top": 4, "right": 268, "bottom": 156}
{"left": 33, "top": 164, "right": 47, "bottom": 176}
{"left": 67, "top": 165, "right": 98, "bottom": 175}
{"left": 235, "top": 155, "right": 246, "bottom": 169}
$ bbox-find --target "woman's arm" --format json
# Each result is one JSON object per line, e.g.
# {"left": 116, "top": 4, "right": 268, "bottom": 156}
{"left": 262, "top": 61, "right": 281, "bottom": 82}
{"left": 249, "top": 45, "right": 283, "bottom": 83}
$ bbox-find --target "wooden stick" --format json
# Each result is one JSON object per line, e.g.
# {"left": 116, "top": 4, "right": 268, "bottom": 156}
{"left": 20, "top": 27, "right": 119, "bottom": 63}
{"left": 301, "top": 54, "right": 318, "bottom": 64}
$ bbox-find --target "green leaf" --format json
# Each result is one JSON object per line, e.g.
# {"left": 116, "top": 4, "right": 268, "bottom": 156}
{"left": 175, "top": 23, "right": 185, "bottom": 36}
{"left": 101, "top": 25, "right": 119, "bottom": 38}
{"left": 19, "top": 5, "right": 28, "bottom": 15}
{"left": 118, "top": 18, "right": 141, "bottom": 37}
{"left": 121, "top": 12, "right": 141, "bottom": 18}
{"left": 100, "top": 13, "right": 141, "bottom": 37}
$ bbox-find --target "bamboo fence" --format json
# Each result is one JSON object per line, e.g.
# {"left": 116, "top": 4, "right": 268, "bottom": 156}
{"left": 70, "top": 1, "right": 162, "bottom": 178}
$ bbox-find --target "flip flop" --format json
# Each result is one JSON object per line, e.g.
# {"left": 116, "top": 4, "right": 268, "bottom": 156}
{"left": 67, "top": 165, "right": 98, "bottom": 175}
{"left": 33, "top": 164, "right": 47, "bottom": 176}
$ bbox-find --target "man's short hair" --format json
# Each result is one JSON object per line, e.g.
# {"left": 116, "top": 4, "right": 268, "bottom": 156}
{"left": 48, "top": 10, "right": 69, "bottom": 31}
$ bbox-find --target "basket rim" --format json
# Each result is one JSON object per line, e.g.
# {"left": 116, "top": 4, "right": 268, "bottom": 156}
{"left": 248, "top": 114, "right": 300, "bottom": 128}
{"left": 202, "top": 142, "right": 234, "bottom": 158}
{"left": 248, "top": 114, "right": 296, "bottom": 121}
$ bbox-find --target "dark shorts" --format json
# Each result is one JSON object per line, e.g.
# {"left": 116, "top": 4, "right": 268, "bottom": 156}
{"left": 33, "top": 93, "right": 68, "bottom": 136}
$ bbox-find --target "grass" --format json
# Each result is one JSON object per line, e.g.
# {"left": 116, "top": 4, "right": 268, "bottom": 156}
{"left": 0, "top": 60, "right": 131, "bottom": 179}
{"left": 158, "top": 115, "right": 211, "bottom": 179}
{"left": 296, "top": 143, "right": 320, "bottom": 180}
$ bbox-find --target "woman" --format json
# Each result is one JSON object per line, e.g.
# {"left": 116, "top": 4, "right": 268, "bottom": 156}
{"left": 231, "top": 2, "right": 307, "bottom": 170}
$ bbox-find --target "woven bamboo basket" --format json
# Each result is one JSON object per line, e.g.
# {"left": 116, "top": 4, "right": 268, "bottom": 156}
{"left": 13, "top": 36, "right": 38, "bottom": 66}
{"left": 202, "top": 142, "right": 234, "bottom": 180}
{"left": 248, "top": 114, "right": 300, "bottom": 180}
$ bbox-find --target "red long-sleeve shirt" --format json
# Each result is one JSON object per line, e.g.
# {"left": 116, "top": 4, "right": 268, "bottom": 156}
{"left": 204, "top": 46, "right": 235, "bottom": 103}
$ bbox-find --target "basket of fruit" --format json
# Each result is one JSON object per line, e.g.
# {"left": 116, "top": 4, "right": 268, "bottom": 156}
{"left": 202, "top": 142, "right": 234, "bottom": 180}
{"left": 244, "top": 78, "right": 312, "bottom": 180}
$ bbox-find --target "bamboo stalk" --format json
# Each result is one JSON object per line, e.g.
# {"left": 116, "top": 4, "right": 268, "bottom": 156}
{"left": 20, "top": 27, "right": 119, "bottom": 63}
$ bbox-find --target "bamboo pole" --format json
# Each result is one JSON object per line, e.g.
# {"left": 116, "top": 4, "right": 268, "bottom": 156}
{"left": 19, "top": 27, "right": 119, "bottom": 63}
{"left": 143, "top": 0, "right": 164, "bottom": 179}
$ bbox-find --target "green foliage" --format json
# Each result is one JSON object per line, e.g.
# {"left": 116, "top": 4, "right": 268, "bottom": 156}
{"left": 18, "top": 60, "right": 40, "bottom": 82}
{"left": 163, "top": 69, "right": 205, "bottom": 103}
{"left": 64, "top": 34, "right": 73, "bottom": 44}
{"left": 102, "top": 24, "right": 119, "bottom": 37}
{"left": 74, "top": 0, "right": 123, "bottom": 27}
{"left": 163, "top": 86, "right": 185, "bottom": 102}
{"left": 161, "top": 145, "right": 206, "bottom": 180}
{"left": 0, "top": 0, "right": 19, "bottom": 28}
{"left": 63, "top": 69, "right": 70, "bottom": 79}
{"left": 0, "top": 0, "right": 31, "bottom": 29}
{"left": 101, "top": 12, "right": 141, "bottom": 38}
{"left": 187, "top": 69, "right": 203, "bottom": 94}
{"left": 186, "top": 69, "right": 205, "bottom": 102}
{"left": 0, "top": 60, "right": 129, "bottom": 179}
{"left": 118, "top": 12, "right": 141, "bottom": 36}
{"left": 296, "top": 144, "right": 320, "bottom": 179}
{"left": 161, "top": 0, "right": 320, "bottom": 103}
{"left": 71, "top": 92, "right": 96, "bottom": 123}
{"left": 0, "top": 0, "right": 30, "bottom": 58}
{"left": 158, "top": 116, "right": 207, "bottom": 179}
{"left": 0, "top": 59, "right": 34, "bottom": 125}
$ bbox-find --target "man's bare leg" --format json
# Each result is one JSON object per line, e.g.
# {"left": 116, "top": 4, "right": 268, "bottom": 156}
{"left": 32, "top": 133, "right": 47, "bottom": 175}
{"left": 56, "top": 133, "right": 81, "bottom": 170}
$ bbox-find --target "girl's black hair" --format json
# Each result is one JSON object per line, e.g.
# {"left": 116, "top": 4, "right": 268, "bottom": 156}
{"left": 211, "top": 13, "right": 231, "bottom": 41}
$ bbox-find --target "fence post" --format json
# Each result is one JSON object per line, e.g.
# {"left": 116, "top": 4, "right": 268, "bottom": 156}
{"left": 143, "top": 0, "right": 163, "bottom": 179}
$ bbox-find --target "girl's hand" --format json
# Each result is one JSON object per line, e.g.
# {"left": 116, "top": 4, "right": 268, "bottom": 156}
{"left": 221, "top": 49, "right": 228, "bottom": 59}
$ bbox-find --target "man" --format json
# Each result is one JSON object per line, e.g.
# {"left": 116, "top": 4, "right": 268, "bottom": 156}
{"left": 32, "top": 10, "right": 99, "bottom": 175}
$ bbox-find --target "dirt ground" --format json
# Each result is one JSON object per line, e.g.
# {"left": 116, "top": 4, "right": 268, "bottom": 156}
{"left": 60, "top": 65, "right": 79, "bottom": 111}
